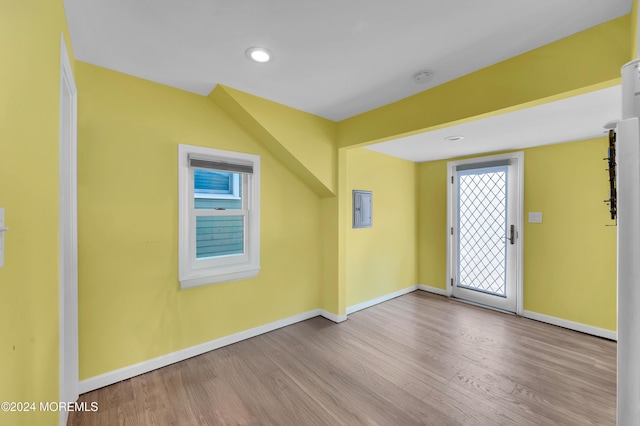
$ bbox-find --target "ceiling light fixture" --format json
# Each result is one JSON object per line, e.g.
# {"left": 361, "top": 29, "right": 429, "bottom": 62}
{"left": 413, "top": 70, "right": 434, "bottom": 84}
{"left": 245, "top": 47, "right": 272, "bottom": 63}
{"left": 445, "top": 135, "right": 464, "bottom": 142}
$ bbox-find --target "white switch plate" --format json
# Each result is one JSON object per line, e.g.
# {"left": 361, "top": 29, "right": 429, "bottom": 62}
{"left": 0, "top": 208, "right": 5, "bottom": 267}
{"left": 528, "top": 212, "right": 543, "bottom": 223}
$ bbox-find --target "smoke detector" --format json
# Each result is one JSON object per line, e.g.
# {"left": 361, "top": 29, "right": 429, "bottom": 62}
{"left": 445, "top": 135, "right": 465, "bottom": 142}
{"left": 413, "top": 70, "right": 434, "bottom": 84}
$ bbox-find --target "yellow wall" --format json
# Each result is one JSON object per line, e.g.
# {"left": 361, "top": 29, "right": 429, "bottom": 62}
{"left": 346, "top": 149, "right": 417, "bottom": 307}
{"left": 632, "top": 0, "right": 638, "bottom": 59}
{"left": 417, "top": 138, "right": 617, "bottom": 331}
{"left": 339, "top": 16, "right": 630, "bottom": 148}
{"left": 76, "top": 62, "right": 324, "bottom": 379}
{"left": 210, "top": 86, "right": 337, "bottom": 196}
{"left": 337, "top": 149, "right": 349, "bottom": 315}
{"left": 417, "top": 161, "right": 449, "bottom": 291}
{"left": 0, "top": 1, "right": 73, "bottom": 424}
{"left": 319, "top": 196, "right": 340, "bottom": 312}
{"left": 523, "top": 139, "right": 616, "bottom": 330}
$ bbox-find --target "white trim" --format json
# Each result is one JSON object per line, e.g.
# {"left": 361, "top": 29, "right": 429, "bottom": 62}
{"left": 59, "top": 33, "right": 79, "bottom": 426}
{"left": 346, "top": 285, "right": 418, "bottom": 314}
{"left": 515, "top": 152, "right": 525, "bottom": 316}
{"left": 417, "top": 284, "right": 448, "bottom": 296}
{"left": 451, "top": 297, "right": 516, "bottom": 315}
{"left": 180, "top": 267, "right": 260, "bottom": 289}
{"left": 522, "top": 310, "right": 617, "bottom": 341}
{"left": 320, "top": 310, "right": 348, "bottom": 323}
{"left": 79, "top": 309, "right": 325, "bottom": 394}
{"left": 446, "top": 151, "right": 525, "bottom": 315}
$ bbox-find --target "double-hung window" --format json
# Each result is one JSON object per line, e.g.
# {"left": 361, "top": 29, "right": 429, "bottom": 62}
{"left": 178, "top": 144, "right": 260, "bottom": 289}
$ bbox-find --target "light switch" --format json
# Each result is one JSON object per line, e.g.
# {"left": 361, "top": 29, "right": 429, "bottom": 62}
{"left": 528, "top": 212, "right": 543, "bottom": 223}
{"left": 0, "top": 208, "right": 6, "bottom": 267}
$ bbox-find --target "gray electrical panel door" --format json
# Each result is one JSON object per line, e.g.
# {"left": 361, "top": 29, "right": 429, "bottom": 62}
{"left": 353, "top": 190, "right": 372, "bottom": 228}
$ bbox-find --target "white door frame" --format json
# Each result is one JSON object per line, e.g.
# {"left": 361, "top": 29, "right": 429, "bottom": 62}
{"left": 59, "top": 34, "right": 79, "bottom": 426}
{"left": 446, "top": 151, "right": 524, "bottom": 315}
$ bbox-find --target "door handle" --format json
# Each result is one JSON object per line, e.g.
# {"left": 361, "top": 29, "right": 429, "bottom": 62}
{"left": 505, "top": 225, "right": 515, "bottom": 245}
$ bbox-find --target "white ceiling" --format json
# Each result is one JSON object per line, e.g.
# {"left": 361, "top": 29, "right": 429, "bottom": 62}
{"left": 366, "top": 85, "right": 622, "bottom": 162}
{"left": 63, "top": 0, "right": 631, "bottom": 121}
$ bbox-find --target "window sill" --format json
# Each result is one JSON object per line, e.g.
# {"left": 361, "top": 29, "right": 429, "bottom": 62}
{"left": 179, "top": 266, "right": 260, "bottom": 289}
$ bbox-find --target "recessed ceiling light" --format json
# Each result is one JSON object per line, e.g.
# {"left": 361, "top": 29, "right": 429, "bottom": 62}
{"left": 445, "top": 135, "right": 464, "bottom": 141}
{"left": 413, "top": 70, "right": 434, "bottom": 84}
{"left": 245, "top": 47, "right": 272, "bottom": 63}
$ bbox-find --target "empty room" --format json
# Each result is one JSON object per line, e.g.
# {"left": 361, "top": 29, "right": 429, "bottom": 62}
{"left": 2, "top": 0, "right": 640, "bottom": 425}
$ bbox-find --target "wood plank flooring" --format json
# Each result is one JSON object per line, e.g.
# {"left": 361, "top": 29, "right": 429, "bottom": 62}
{"left": 69, "top": 292, "right": 617, "bottom": 425}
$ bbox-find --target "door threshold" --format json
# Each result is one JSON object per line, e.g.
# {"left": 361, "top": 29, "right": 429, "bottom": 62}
{"left": 450, "top": 297, "right": 516, "bottom": 315}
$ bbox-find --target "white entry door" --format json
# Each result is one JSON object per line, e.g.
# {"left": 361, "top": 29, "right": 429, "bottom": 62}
{"left": 449, "top": 153, "right": 523, "bottom": 313}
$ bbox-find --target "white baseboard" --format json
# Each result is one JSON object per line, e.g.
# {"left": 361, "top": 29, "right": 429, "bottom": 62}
{"left": 417, "top": 284, "right": 448, "bottom": 296}
{"left": 320, "top": 309, "right": 348, "bottom": 323}
{"left": 79, "top": 309, "right": 324, "bottom": 394}
{"left": 522, "top": 310, "right": 617, "bottom": 341}
{"left": 346, "top": 285, "right": 418, "bottom": 315}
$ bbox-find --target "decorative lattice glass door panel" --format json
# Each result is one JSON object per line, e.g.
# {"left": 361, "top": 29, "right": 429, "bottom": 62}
{"left": 457, "top": 166, "right": 508, "bottom": 296}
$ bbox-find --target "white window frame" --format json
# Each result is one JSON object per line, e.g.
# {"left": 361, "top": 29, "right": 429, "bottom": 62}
{"left": 179, "top": 144, "right": 260, "bottom": 289}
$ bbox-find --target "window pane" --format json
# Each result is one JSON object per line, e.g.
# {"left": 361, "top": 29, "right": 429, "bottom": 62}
{"left": 196, "top": 216, "right": 244, "bottom": 258}
{"left": 194, "top": 169, "right": 232, "bottom": 194}
{"left": 194, "top": 170, "right": 242, "bottom": 210}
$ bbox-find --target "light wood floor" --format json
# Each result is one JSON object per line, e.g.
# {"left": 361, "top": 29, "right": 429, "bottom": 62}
{"left": 69, "top": 292, "right": 616, "bottom": 425}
